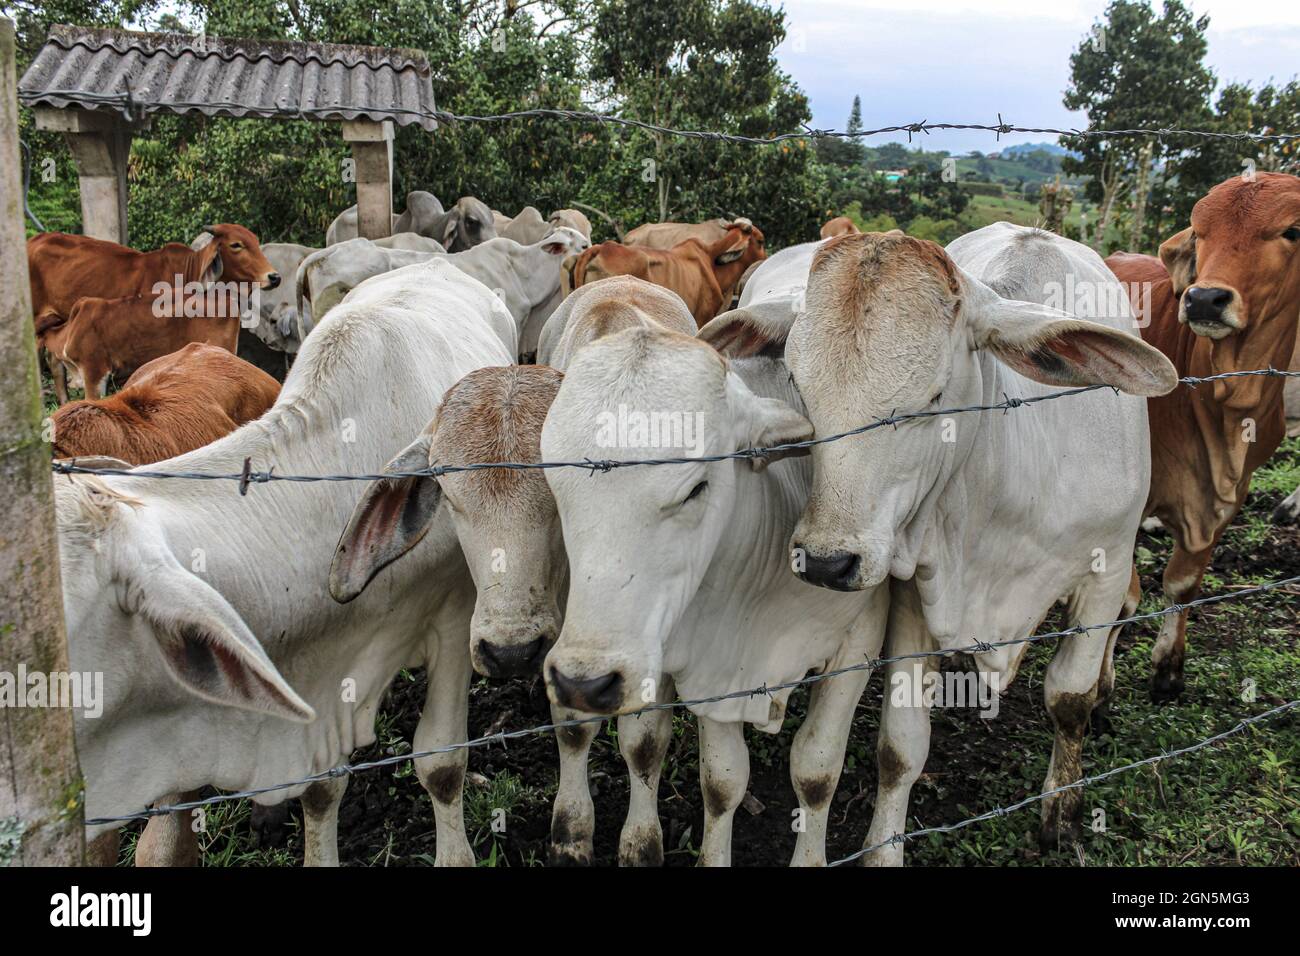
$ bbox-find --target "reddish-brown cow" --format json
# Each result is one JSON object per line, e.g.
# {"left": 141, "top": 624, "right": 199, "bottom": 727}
{"left": 28, "top": 224, "right": 277, "bottom": 400}
{"left": 571, "top": 222, "right": 766, "bottom": 326}
{"left": 39, "top": 287, "right": 246, "bottom": 403}
{"left": 51, "top": 342, "right": 280, "bottom": 467}
{"left": 1106, "top": 172, "right": 1300, "bottom": 701}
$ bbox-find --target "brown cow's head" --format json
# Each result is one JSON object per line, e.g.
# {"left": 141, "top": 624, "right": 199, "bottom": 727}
{"left": 197, "top": 224, "right": 280, "bottom": 290}
{"left": 712, "top": 219, "right": 766, "bottom": 269}
{"left": 329, "top": 366, "right": 566, "bottom": 680}
{"left": 1160, "top": 172, "right": 1300, "bottom": 340}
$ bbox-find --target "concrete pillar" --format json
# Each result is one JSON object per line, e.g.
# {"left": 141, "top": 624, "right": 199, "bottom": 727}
{"left": 343, "top": 119, "right": 393, "bottom": 240}
{"left": 33, "top": 106, "right": 131, "bottom": 244}
{"left": 0, "top": 16, "right": 85, "bottom": 867}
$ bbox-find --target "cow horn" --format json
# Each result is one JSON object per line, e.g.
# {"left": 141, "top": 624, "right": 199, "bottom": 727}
{"left": 201, "top": 223, "right": 218, "bottom": 234}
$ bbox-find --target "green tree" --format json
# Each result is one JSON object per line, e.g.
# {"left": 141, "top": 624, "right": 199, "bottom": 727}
{"left": 1061, "top": 0, "right": 1214, "bottom": 251}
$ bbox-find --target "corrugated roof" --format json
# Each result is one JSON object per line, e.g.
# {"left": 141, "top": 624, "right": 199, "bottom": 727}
{"left": 19, "top": 25, "right": 437, "bottom": 130}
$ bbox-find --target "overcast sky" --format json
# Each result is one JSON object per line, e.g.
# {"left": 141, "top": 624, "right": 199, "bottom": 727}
{"left": 775, "top": 0, "right": 1300, "bottom": 153}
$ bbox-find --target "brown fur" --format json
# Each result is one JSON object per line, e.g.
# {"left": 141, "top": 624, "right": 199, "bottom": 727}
{"left": 42, "top": 290, "right": 246, "bottom": 402}
{"left": 50, "top": 343, "right": 280, "bottom": 465}
{"left": 572, "top": 223, "right": 767, "bottom": 326}
{"left": 27, "top": 223, "right": 276, "bottom": 322}
{"left": 819, "top": 216, "right": 861, "bottom": 240}
{"left": 431, "top": 365, "right": 565, "bottom": 512}
{"left": 1106, "top": 172, "right": 1300, "bottom": 695}
{"left": 623, "top": 218, "right": 736, "bottom": 250}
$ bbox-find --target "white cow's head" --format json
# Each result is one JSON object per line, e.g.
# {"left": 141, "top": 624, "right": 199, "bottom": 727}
{"left": 540, "top": 326, "right": 811, "bottom": 714}
{"left": 330, "top": 366, "right": 566, "bottom": 679}
{"left": 786, "top": 232, "right": 1178, "bottom": 592}
{"left": 54, "top": 478, "right": 314, "bottom": 805}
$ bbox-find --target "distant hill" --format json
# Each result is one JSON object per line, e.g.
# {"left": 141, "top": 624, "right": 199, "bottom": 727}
{"left": 1000, "top": 141, "right": 1077, "bottom": 158}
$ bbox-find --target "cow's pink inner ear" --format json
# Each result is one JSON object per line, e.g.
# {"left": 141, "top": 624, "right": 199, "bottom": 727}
{"left": 329, "top": 474, "right": 442, "bottom": 603}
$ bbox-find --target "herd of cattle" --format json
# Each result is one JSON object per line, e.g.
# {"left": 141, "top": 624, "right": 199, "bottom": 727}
{"left": 23, "top": 171, "right": 1300, "bottom": 867}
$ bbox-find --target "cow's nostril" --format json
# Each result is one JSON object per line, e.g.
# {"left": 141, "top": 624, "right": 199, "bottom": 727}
{"left": 264, "top": 272, "right": 281, "bottom": 290}
{"left": 797, "top": 549, "right": 862, "bottom": 591}
{"left": 478, "top": 636, "right": 547, "bottom": 678}
{"left": 548, "top": 666, "right": 624, "bottom": 714}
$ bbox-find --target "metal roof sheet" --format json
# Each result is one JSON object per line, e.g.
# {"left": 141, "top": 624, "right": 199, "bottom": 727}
{"left": 19, "top": 25, "right": 437, "bottom": 130}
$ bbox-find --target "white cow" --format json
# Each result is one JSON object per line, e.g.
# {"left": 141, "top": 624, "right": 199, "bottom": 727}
{"left": 784, "top": 223, "right": 1177, "bottom": 862}
{"left": 539, "top": 266, "right": 889, "bottom": 866}
{"left": 257, "top": 242, "right": 316, "bottom": 353}
{"left": 55, "top": 259, "right": 515, "bottom": 867}
{"left": 297, "top": 230, "right": 590, "bottom": 360}
{"left": 335, "top": 276, "right": 700, "bottom": 865}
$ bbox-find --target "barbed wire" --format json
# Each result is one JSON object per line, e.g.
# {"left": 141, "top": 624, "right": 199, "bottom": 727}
{"left": 18, "top": 90, "right": 1300, "bottom": 146}
{"left": 51, "top": 369, "right": 1300, "bottom": 489}
{"left": 83, "top": 571, "right": 1300, "bottom": 826}
{"left": 827, "top": 696, "right": 1300, "bottom": 866}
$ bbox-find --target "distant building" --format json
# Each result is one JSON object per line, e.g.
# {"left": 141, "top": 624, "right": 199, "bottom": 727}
{"left": 878, "top": 169, "right": 909, "bottom": 182}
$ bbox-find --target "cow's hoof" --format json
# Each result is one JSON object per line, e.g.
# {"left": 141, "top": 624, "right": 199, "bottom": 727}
{"left": 547, "top": 843, "right": 594, "bottom": 866}
{"left": 618, "top": 830, "right": 664, "bottom": 867}
{"left": 250, "top": 802, "right": 292, "bottom": 848}
{"left": 1150, "top": 670, "right": 1185, "bottom": 704}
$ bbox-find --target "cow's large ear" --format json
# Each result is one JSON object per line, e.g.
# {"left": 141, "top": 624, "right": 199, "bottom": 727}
{"left": 726, "top": 371, "right": 813, "bottom": 472}
{"left": 969, "top": 287, "right": 1177, "bottom": 397}
{"left": 128, "top": 551, "right": 315, "bottom": 722}
{"left": 441, "top": 212, "right": 459, "bottom": 247}
{"left": 1158, "top": 227, "right": 1197, "bottom": 296}
{"left": 196, "top": 236, "right": 223, "bottom": 284}
{"left": 714, "top": 230, "right": 749, "bottom": 265}
{"left": 699, "top": 304, "right": 792, "bottom": 359}
{"left": 329, "top": 433, "right": 441, "bottom": 603}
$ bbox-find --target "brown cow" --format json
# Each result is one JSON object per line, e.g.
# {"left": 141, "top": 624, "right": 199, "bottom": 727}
{"left": 28, "top": 224, "right": 277, "bottom": 400}
{"left": 571, "top": 222, "right": 766, "bottom": 326}
{"left": 38, "top": 286, "right": 249, "bottom": 403}
{"left": 50, "top": 343, "right": 280, "bottom": 465}
{"left": 624, "top": 217, "right": 739, "bottom": 250}
{"left": 819, "top": 216, "right": 861, "bottom": 239}
{"left": 1106, "top": 172, "right": 1300, "bottom": 702}
{"left": 28, "top": 223, "right": 278, "bottom": 320}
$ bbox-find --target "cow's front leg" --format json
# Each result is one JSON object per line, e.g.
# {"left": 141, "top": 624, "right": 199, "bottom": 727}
{"left": 789, "top": 665, "right": 872, "bottom": 867}
{"left": 299, "top": 776, "right": 349, "bottom": 867}
{"left": 1040, "top": 570, "right": 1128, "bottom": 851}
{"left": 862, "top": 579, "right": 933, "bottom": 867}
{"left": 414, "top": 627, "right": 474, "bottom": 867}
{"left": 617, "top": 674, "right": 675, "bottom": 866}
{"left": 696, "top": 716, "right": 748, "bottom": 867}
{"left": 790, "top": 595, "right": 887, "bottom": 867}
{"left": 134, "top": 793, "right": 200, "bottom": 867}
{"left": 1152, "top": 538, "right": 1212, "bottom": 702}
{"left": 548, "top": 707, "right": 599, "bottom": 866}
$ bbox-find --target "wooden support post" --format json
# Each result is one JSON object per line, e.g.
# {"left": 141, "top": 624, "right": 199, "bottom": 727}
{"left": 0, "top": 17, "right": 85, "bottom": 867}
{"left": 343, "top": 119, "right": 394, "bottom": 240}
{"left": 34, "top": 105, "right": 132, "bottom": 244}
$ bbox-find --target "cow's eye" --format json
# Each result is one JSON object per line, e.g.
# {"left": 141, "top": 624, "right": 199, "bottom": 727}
{"left": 682, "top": 480, "right": 708, "bottom": 504}
{"left": 229, "top": 242, "right": 244, "bottom": 250}
{"left": 1283, "top": 226, "right": 1300, "bottom": 242}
